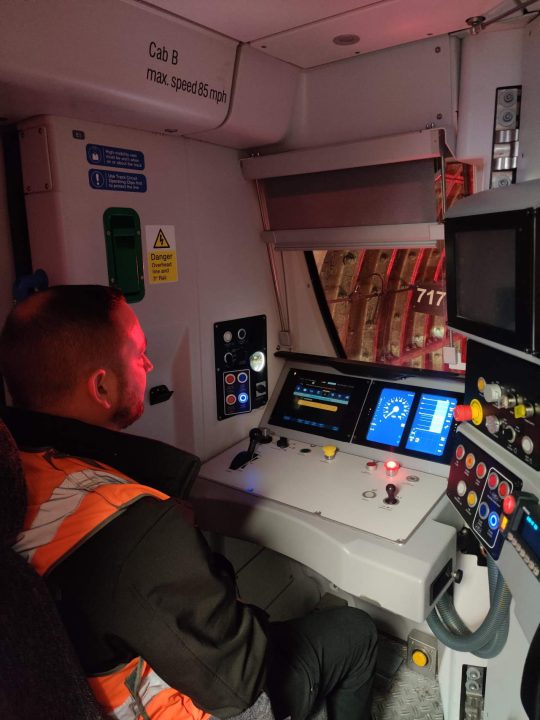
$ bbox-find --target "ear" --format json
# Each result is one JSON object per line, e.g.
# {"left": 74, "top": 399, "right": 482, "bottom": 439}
{"left": 87, "top": 369, "right": 114, "bottom": 410}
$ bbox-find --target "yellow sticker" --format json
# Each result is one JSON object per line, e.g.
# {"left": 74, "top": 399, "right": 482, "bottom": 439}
{"left": 146, "top": 225, "right": 178, "bottom": 284}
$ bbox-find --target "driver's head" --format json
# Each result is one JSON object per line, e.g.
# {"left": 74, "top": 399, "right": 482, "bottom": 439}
{"left": 0, "top": 285, "right": 153, "bottom": 429}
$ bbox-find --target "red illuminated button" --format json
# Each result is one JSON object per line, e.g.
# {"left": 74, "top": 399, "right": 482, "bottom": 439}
{"left": 384, "top": 460, "right": 401, "bottom": 477}
{"left": 225, "top": 373, "right": 236, "bottom": 385}
{"left": 454, "top": 405, "right": 473, "bottom": 422}
{"left": 503, "top": 495, "right": 517, "bottom": 515}
{"left": 487, "top": 472, "right": 499, "bottom": 490}
{"left": 499, "top": 482, "right": 510, "bottom": 498}
{"left": 476, "top": 462, "right": 487, "bottom": 479}
{"left": 455, "top": 444, "right": 465, "bottom": 461}
{"left": 225, "top": 394, "right": 236, "bottom": 406}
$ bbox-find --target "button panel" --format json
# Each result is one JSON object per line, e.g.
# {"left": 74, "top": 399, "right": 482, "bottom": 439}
{"left": 462, "top": 342, "right": 540, "bottom": 470}
{"left": 447, "top": 434, "right": 523, "bottom": 558}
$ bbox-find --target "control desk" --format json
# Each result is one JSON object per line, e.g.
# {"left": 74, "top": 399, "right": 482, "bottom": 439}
{"left": 192, "top": 359, "right": 464, "bottom": 622}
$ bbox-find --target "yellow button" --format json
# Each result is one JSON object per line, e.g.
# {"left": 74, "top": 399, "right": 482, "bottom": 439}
{"left": 467, "top": 491, "right": 478, "bottom": 507}
{"left": 477, "top": 377, "right": 486, "bottom": 393}
{"left": 514, "top": 405, "right": 527, "bottom": 419}
{"left": 501, "top": 515, "right": 509, "bottom": 531}
{"left": 322, "top": 445, "right": 337, "bottom": 459}
{"left": 470, "top": 399, "right": 484, "bottom": 426}
{"left": 412, "top": 650, "right": 429, "bottom": 667}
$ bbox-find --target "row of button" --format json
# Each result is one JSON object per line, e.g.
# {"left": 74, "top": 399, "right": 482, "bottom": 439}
{"left": 507, "top": 532, "right": 540, "bottom": 577}
{"left": 225, "top": 372, "right": 248, "bottom": 385}
{"left": 456, "top": 446, "right": 511, "bottom": 496}
{"left": 226, "top": 392, "right": 249, "bottom": 406}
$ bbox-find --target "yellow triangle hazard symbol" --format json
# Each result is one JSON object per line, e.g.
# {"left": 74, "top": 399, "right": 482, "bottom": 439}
{"left": 153, "top": 229, "right": 170, "bottom": 249}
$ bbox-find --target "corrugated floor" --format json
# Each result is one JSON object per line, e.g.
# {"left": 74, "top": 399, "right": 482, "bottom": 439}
{"left": 373, "top": 635, "right": 444, "bottom": 720}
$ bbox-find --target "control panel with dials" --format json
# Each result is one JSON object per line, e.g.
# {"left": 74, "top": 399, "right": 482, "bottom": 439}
{"left": 268, "top": 369, "right": 461, "bottom": 466}
{"left": 462, "top": 341, "right": 540, "bottom": 469}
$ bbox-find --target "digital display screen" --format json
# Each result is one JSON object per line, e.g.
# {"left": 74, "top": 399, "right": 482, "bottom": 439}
{"left": 455, "top": 228, "right": 516, "bottom": 331}
{"left": 366, "top": 388, "right": 415, "bottom": 447}
{"left": 268, "top": 369, "right": 370, "bottom": 442}
{"left": 354, "top": 381, "right": 461, "bottom": 463}
{"left": 405, "top": 393, "right": 458, "bottom": 457}
{"left": 519, "top": 510, "right": 540, "bottom": 561}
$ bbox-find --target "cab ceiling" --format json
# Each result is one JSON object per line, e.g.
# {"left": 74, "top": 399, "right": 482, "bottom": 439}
{"left": 135, "top": 0, "right": 530, "bottom": 68}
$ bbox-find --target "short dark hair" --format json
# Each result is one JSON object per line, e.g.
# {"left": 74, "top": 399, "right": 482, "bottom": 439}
{"left": 0, "top": 285, "right": 125, "bottom": 410}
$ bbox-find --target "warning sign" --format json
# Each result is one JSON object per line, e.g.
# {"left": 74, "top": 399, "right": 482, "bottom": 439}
{"left": 153, "top": 229, "right": 170, "bottom": 249}
{"left": 145, "top": 225, "right": 178, "bottom": 284}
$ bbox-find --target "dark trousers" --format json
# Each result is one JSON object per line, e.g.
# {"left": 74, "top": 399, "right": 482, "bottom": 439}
{"left": 266, "top": 606, "right": 377, "bottom": 720}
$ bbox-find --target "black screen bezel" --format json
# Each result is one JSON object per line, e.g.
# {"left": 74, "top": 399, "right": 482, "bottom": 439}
{"left": 268, "top": 368, "right": 371, "bottom": 443}
{"left": 445, "top": 208, "right": 537, "bottom": 353}
{"left": 352, "top": 381, "right": 462, "bottom": 464}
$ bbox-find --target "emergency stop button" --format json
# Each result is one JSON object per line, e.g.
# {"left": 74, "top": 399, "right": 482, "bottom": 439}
{"left": 454, "top": 400, "right": 483, "bottom": 426}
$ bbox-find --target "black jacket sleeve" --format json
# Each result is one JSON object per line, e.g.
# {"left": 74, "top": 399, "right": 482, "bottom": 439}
{"left": 48, "top": 497, "right": 268, "bottom": 718}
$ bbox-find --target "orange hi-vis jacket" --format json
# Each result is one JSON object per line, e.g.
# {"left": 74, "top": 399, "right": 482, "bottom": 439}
{"left": 14, "top": 448, "right": 211, "bottom": 720}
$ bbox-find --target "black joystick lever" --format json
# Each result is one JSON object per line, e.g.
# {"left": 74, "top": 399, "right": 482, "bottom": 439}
{"left": 384, "top": 483, "right": 399, "bottom": 505}
{"left": 229, "top": 428, "right": 272, "bottom": 470}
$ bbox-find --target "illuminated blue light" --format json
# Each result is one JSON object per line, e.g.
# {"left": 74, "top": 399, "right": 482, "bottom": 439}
{"left": 238, "top": 392, "right": 248, "bottom": 404}
{"left": 488, "top": 512, "right": 499, "bottom": 530}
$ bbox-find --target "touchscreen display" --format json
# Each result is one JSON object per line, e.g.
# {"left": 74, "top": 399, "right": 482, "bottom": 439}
{"left": 268, "top": 369, "right": 370, "bottom": 442}
{"left": 366, "top": 388, "right": 416, "bottom": 447}
{"left": 405, "top": 393, "right": 458, "bottom": 457}
{"left": 354, "top": 381, "right": 461, "bottom": 463}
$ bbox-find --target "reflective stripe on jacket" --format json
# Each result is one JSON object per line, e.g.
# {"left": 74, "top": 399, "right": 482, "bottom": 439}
{"left": 16, "top": 448, "right": 211, "bottom": 720}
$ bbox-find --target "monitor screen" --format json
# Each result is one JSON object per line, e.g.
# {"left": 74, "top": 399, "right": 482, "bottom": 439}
{"left": 405, "top": 393, "right": 458, "bottom": 457}
{"left": 454, "top": 228, "right": 516, "bottom": 331}
{"left": 354, "top": 382, "right": 461, "bottom": 463}
{"left": 366, "top": 388, "right": 415, "bottom": 447}
{"left": 268, "top": 369, "right": 370, "bottom": 442}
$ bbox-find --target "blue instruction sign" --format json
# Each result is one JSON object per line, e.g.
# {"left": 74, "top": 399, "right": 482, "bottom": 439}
{"left": 86, "top": 143, "right": 145, "bottom": 170}
{"left": 88, "top": 169, "right": 147, "bottom": 193}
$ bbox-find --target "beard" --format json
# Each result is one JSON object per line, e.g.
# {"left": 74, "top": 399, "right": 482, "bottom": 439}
{"left": 111, "top": 398, "right": 144, "bottom": 429}
{"left": 110, "top": 373, "right": 145, "bottom": 429}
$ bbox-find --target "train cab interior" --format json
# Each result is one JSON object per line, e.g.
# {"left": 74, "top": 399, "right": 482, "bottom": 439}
{"left": 2, "top": 1, "right": 540, "bottom": 718}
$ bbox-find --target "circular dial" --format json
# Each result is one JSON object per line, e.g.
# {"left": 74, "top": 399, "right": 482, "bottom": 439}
{"left": 382, "top": 395, "right": 411, "bottom": 421}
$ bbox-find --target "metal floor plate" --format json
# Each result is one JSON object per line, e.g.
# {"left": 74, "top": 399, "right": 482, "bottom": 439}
{"left": 373, "top": 636, "right": 444, "bottom": 720}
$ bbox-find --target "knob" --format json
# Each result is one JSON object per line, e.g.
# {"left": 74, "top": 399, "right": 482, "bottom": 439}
{"left": 501, "top": 393, "right": 519, "bottom": 410}
{"left": 277, "top": 436, "right": 289, "bottom": 448}
{"left": 501, "top": 424, "right": 516, "bottom": 443}
{"left": 485, "top": 415, "right": 501, "bottom": 435}
{"left": 484, "top": 383, "right": 503, "bottom": 403}
{"left": 521, "top": 435, "right": 534, "bottom": 455}
{"left": 384, "top": 483, "right": 399, "bottom": 505}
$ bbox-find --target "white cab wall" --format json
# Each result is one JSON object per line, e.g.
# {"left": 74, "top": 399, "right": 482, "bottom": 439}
{"left": 18, "top": 116, "right": 280, "bottom": 460}
{"left": 275, "top": 35, "right": 460, "bottom": 152}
